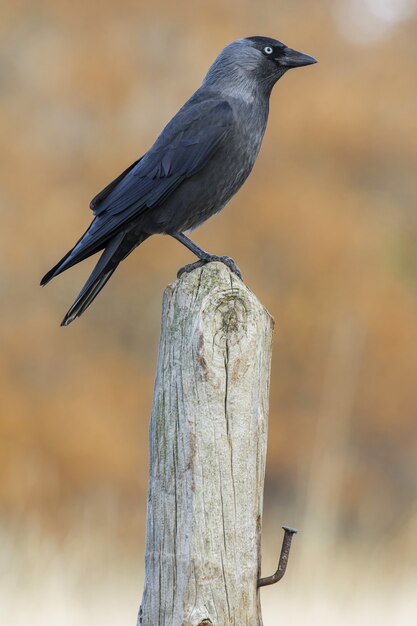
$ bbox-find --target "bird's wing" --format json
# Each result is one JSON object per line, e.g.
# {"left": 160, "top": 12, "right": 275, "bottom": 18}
{"left": 76, "top": 99, "right": 234, "bottom": 254}
{"left": 89, "top": 157, "right": 143, "bottom": 211}
{"left": 89, "top": 99, "right": 234, "bottom": 232}
{"left": 41, "top": 99, "right": 235, "bottom": 284}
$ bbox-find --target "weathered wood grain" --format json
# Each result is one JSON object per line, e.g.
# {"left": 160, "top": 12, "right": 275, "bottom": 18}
{"left": 139, "top": 262, "right": 274, "bottom": 626}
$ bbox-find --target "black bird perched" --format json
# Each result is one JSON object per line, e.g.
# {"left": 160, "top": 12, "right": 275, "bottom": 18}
{"left": 41, "top": 36, "right": 316, "bottom": 325}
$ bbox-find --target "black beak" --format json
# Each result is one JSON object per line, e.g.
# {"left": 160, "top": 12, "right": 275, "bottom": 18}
{"left": 279, "top": 47, "right": 317, "bottom": 68}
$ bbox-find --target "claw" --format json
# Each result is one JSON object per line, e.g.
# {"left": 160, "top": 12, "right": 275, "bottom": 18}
{"left": 172, "top": 233, "right": 243, "bottom": 281}
{"left": 177, "top": 260, "right": 206, "bottom": 278}
{"left": 217, "top": 256, "right": 243, "bottom": 280}
{"left": 177, "top": 257, "right": 243, "bottom": 281}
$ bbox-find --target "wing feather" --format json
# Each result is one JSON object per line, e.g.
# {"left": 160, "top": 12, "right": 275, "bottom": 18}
{"left": 75, "top": 99, "right": 234, "bottom": 257}
{"left": 91, "top": 99, "right": 234, "bottom": 220}
{"left": 89, "top": 157, "right": 143, "bottom": 210}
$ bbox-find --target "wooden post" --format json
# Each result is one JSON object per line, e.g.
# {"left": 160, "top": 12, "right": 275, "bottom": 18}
{"left": 138, "top": 262, "right": 274, "bottom": 626}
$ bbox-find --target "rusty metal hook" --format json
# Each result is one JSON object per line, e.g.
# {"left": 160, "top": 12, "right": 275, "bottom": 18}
{"left": 257, "top": 526, "right": 298, "bottom": 587}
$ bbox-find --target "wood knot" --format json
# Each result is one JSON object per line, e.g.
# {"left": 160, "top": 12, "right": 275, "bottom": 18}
{"left": 213, "top": 292, "right": 248, "bottom": 349}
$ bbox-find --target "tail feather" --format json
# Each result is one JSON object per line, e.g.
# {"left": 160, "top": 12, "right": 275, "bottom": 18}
{"left": 61, "top": 231, "right": 127, "bottom": 326}
{"left": 41, "top": 249, "right": 75, "bottom": 287}
{"left": 61, "top": 267, "right": 116, "bottom": 326}
{"left": 40, "top": 233, "right": 106, "bottom": 287}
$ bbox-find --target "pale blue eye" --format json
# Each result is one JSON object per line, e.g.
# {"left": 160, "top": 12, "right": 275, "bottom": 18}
{"left": 264, "top": 46, "right": 273, "bottom": 55}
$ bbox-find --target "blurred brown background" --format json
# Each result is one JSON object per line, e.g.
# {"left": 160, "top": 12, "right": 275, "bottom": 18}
{"left": 1, "top": 0, "right": 417, "bottom": 623}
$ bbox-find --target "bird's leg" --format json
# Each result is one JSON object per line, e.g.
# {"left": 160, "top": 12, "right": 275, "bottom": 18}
{"left": 171, "top": 232, "right": 243, "bottom": 280}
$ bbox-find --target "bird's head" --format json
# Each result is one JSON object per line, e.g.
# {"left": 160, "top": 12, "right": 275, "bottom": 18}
{"left": 246, "top": 36, "right": 316, "bottom": 74}
{"left": 203, "top": 36, "right": 317, "bottom": 96}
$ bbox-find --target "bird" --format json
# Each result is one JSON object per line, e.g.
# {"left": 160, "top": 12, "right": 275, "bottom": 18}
{"left": 41, "top": 36, "right": 316, "bottom": 326}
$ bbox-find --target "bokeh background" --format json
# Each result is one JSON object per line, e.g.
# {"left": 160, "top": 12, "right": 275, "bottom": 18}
{"left": 1, "top": 0, "right": 417, "bottom": 623}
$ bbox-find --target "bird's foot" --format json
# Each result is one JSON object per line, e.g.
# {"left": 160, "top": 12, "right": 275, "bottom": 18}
{"left": 177, "top": 256, "right": 243, "bottom": 280}
{"left": 211, "top": 255, "right": 243, "bottom": 280}
{"left": 177, "top": 260, "right": 207, "bottom": 278}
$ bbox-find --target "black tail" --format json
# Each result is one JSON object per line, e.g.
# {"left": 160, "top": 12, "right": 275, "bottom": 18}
{"left": 61, "top": 268, "right": 116, "bottom": 326}
{"left": 61, "top": 232, "right": 147, "bottom": 326}
{"left": 40, "top": 227, "right": 107, "bottom": 287}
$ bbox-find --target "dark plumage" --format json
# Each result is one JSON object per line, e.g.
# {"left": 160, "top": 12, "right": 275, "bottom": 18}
{"left": 41, "top": 36, "right": 316, "bottom": 325}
